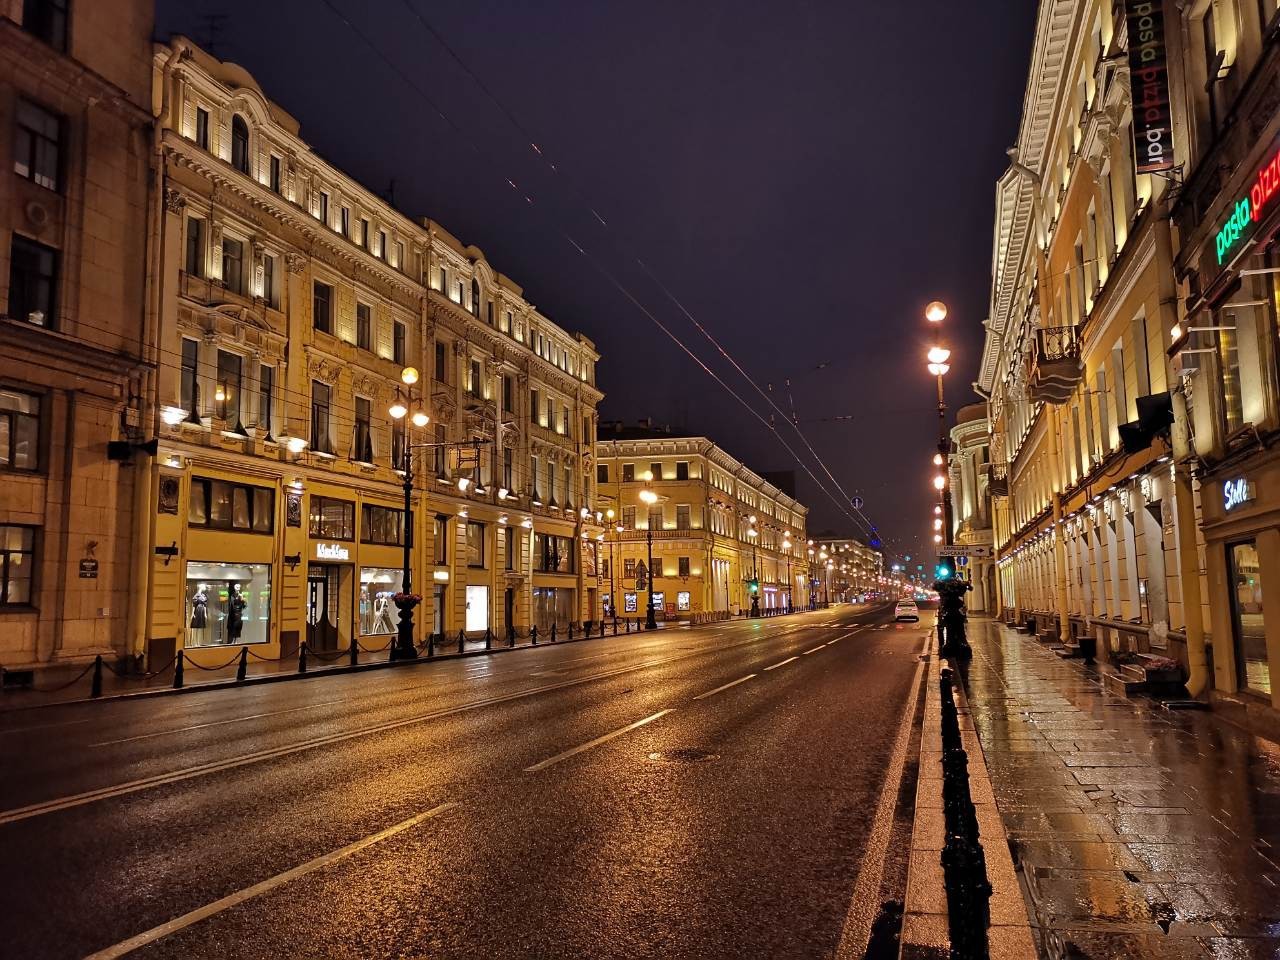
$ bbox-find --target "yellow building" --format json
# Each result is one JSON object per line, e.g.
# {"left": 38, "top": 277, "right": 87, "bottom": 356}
{"left": 595, "top": 425, "right": 808, "bottom": 620}
{"left": 811, "top": 538, "right": 883, "bottom": 604}
{"left": 0, "top": 0, "right": 154, "bottom": 677}
{"left": 141, "top": 39, "right": 602, "bottom": 668}
{"left": 948, "top": 404, "right": 994, "bottom": 613}
{"left": 980, "top": 0, "right": 1207, "bottom": 681}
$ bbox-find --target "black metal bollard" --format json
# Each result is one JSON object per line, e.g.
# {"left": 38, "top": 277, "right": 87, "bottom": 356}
{"left": 91, "top": 654, "right": 103, "bottom": 698}
{"left": 550, "top": 623, "right": 558, "bottom": 643}
{"left": 485, "top": 627, "right": 493, "bottom": 651}
{"left": 173, "top": 650, "right": 185, "bottom": 689}
{"left": 298, "top": 642, "right": 308, "bottom": 674}
{"left": 236, "top": 647, "right": 248, "bottom": 682}
{"left": 600, "top": 619, "right": 606, "bottom": 638}
{"left": 613, "top": 617, "right": 619, "bottom": 636}
{"left": 531, "top": 625, "right": 538, "bottom": 646}
{"left": 568, "top": 622, "right": 575, "bottom": 641}
{"left": 508, "top": 624, "right": 516, "bottom": 647}
{"left": 458, "top": 629, "right": 465, "bottom": 654}
{"left": 349, "top": 637, "right": 358, "bottom": 667}
{"left": 427, "top": 632, "right": 436, "bottom": 658}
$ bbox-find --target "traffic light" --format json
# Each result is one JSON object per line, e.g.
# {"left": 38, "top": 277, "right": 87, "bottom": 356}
{"left": 748, "top": 578, "right": 759, "bottom": 595}
{"left": 935, "top": 562, "right": 953, "bottom": 580}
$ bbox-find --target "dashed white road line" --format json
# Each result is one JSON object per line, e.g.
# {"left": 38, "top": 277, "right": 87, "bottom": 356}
{"left": 763, "top": 657, "right": 798, "bottom": 671}
{"left": 800, "top": 646, "right": 825, "bottom": 656}
{"left": 82, "top": 802, "right": 459, "bottom": 959}
{"left": 524, "top": 710, "right": 675, "bottom": 772}
{"left": 692, "top": 674, "right": 756, "bottom": 701}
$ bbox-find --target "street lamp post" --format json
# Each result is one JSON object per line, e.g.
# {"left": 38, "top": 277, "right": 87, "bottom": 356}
{"left": 782, "top": 534, "right": 792, "bottom": 613}
{"left": 746, "top": 515, "right": 760, "bottom": 617}
{"left": 639, "top": 486, "right": 661, "bottom": 629}
{"left": 387, "top": 366, "right": 430, "bottom": 662}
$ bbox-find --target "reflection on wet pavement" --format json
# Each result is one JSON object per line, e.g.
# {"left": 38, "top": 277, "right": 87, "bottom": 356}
{"left": 962, "top": 620, "right": 1280, "bottom": 960}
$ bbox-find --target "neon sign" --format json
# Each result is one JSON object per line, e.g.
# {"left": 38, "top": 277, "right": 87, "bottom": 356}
{"left": 1224, "top": 477, "right": 1255, "bottom": 512}
{"left": 1214, "top": 143, "right": 1280, "bottom": 264}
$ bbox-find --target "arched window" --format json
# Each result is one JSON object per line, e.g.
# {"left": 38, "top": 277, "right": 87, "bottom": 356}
{"left": 470, "top": 278, "right": 480, "bottom": 316}
{"left": 231, "top": 115, "right": 250, "bottom": 174}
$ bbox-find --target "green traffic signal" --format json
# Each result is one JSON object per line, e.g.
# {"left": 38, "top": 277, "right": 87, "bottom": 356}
{"left": 935, "top": 564, "right": 952, "bottom": 580}
{"left": 748, "top": 578, "right": 759, "bottom": 594}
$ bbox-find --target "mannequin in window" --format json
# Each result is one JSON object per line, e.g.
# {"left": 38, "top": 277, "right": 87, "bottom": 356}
{"left": 190, "top": 588, "right": 209, "bottom": 629}
{"left": 226, "top": 583, "right": 246, "bottom": 642}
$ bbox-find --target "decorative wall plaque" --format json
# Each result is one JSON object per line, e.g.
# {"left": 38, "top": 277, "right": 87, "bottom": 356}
{"left": 286, "top": 491, "right": 303, "bottom": 527}
{"left": 158, "top": 476, "right": 180, "bottom": 514}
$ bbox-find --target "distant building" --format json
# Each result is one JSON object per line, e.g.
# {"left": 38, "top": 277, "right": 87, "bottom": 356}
{"left": 810, "top": 536, "right": 883, "bottom": 603}
{"left": 0, "top": 0, "right": 154, "bottom": 676}
{"left": 596, "top": 423, "right": 808, "bottom": 617}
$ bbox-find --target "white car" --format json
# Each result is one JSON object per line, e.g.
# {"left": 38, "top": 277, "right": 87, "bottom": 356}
{"left": 894, "top": 599, "right": 920, "bottom": 622}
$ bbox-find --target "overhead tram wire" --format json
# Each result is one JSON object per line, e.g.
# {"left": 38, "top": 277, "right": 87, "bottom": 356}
{"left": 389, "top": 0, "right": 892, "bottom": 549}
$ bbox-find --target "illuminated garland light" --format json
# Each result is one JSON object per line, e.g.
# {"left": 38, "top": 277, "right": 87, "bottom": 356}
{"left": 1214, "top": 141, "right": 1280, "bottom": 264}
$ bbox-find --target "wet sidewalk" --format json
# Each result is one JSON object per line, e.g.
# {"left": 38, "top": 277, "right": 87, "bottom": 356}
{"left": 962, "top": 618, "right": 1280, "bottom": 959}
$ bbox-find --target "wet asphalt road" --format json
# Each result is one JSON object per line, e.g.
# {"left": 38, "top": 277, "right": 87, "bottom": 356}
{"left": 1, "top": 603, "right": 929, "bottom": 960}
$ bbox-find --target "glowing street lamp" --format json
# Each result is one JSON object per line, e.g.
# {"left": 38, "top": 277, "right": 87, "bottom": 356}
{"left": 925, "top": 301, "right": 948, "bottom": 323}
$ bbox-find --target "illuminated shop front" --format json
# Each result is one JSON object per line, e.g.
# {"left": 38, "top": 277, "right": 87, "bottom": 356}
{"left": 185, "top": 561, "right": 271, "bottom": 646}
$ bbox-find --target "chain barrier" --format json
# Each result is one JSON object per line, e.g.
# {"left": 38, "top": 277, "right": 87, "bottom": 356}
{"left": 180, "top": 650, "right": 246, "bottom": 672}
{"left": 939, "top": 667, "right": 992, "bottom": 960}
{"left": 357, "top": 638, "right": 394, "bottom": 654}
{"left": 24, "top": 659, "right": 98, "bottom": 694}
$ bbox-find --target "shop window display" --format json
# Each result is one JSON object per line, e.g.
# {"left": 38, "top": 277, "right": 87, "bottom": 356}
{"left": 359, "top": 567, "right": 401, "bottom": 635}
{"left": 186, "top": 561, "right": 271, "bottom": 646}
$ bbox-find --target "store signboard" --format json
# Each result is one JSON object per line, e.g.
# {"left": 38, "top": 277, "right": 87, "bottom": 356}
{"left": 1213, "top": 137, "right": 1280, "bottom": 265}
{"left": 1124, "top": 0, "right": 1175, "bottom": 174}
{"left": 315, "top": 542, "right": 350, "bottom": 561}
{"left": 1224, "top": 477, "right": 1256, "bottom": 512}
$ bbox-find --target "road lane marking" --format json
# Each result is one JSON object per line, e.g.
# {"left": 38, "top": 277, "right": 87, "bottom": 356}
{"left": 0, "top": 717, "right": 92, "bottom": 737}
{"left": 832, "top": 634, "right": 930, "bottom": 959}
{"left": 692, "top": 674, "right": 756, "bottom": 701}
{"left": 82, "top": 802, "right": 458, "bottom": 959}
{"left": 763, "top": 657, "right": 798, "bottom": 671}
{"left": 90, "top": 699, "right": 350, "bottom": 747}
{"left": 524, "top": 710, "right": 674, "bottom": 772}
{"left": 800, "top": 646, "right": 825, "bottom": 656}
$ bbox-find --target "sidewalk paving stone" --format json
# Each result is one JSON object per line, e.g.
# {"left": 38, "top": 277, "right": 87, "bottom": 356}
{"left": 959, "top": 618, "right": 1280, "bottom": 960}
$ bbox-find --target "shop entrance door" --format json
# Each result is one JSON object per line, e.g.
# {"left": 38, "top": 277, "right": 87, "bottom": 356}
{"left": 307, "top": 565, "right": 340, "bottom": 651}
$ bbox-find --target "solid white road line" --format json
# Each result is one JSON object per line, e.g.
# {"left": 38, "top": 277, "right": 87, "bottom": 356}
{"left": 763, "top": 657, "right": 798, "bottom": 671}
{"left": 82, "top": 802, "right": 458, "bottom": 959}
{"left": 800, "top": 646, "right": 825, "bottom": 656}
{"left": 90, "top": 699, "right": 350, "bottom": 747}
{"left": 692, "top": 674, "right": 756, "bottom": 701}
{"left": 524, "top": 710, "right": 674, "bottom": 773}
{"left": 831, "top": 634, "right": 930, "bottom": 959}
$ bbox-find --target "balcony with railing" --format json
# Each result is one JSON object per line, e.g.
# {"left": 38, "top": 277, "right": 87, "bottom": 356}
{"left": 1029, "top": 325, "right": 1083, "bottom": 404}
{"left": 986, "top": 462, "right": 1009, "bottom": 498}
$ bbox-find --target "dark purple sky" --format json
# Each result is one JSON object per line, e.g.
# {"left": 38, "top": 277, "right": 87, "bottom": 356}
{"left": 159, "top": 0, "right": 1036, "bottom": 560}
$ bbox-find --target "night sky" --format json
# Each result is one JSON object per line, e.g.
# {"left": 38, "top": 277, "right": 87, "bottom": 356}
{"left": 157, "top": 0, "right": 1037, "bottom": 560}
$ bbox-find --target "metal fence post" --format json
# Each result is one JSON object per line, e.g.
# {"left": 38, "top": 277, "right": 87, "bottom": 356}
{"left": 298, "top": 641, "right": 308, "bottom": 674}
{"left": 173, "top": 650, "right": 185, "bottom": 689}
{"left": 236, "top": 647, "right": 248, "bottom": 682}
{"left": 91, "top": 654, "right": 103, "bottom": 698}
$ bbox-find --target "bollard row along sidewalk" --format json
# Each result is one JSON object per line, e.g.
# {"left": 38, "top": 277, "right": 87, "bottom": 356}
{"left": 900, "top": 632, "right": 1037, "bottom": 959}
{"left": 959, "top": 617, "right": 1280, "bottom": 960}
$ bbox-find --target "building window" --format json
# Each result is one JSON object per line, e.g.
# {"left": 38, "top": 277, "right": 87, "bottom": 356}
{"left": 563, "top": 464, "right": 574, "bottom": 508}
{"left": 360, "top": 567, "right": 403, "bottom": 634}
{"left": 378, "top": 230, "right": 387, "bottom": 259}
{"left": 434, "top": 341, "right": 448, "bottom": 382}
{"left": 313, "top": 281, "right": 332, "bottom": 334}
{"left": 319, "top": 191, "right": 330, "bottom": 226}
{"left": 340, "top": 206, "right": 350, "bottom": 238}
{"left": 561, "top": 405, "right": 570, "bottom": 436}
{"left": 188, "top": 477, "right": 274, "bottom": 533}
{"left": 231, "top": 115, "right": 250, "bottom": 174}
{"left": 433, "top": 423, "right": 447, "bottom": 475}
{"left": 184, "top": 216, "right": 203, "bottom": 277}
{"left": 181, "top": 338, "right": 199, "bottom": 417}
{"left": 676, "top": 504, "right": 691, "bottom": 529}
{"left": 222, "top": 237, "right": 244, "bottom": 294}
{"left": 391, "top": 417, "right": 405, "bottom": 468}
{"left": 469, "top": 359, "right": 482, "bottom": 398}
{"left": 359, "top": 218, "right": 370, "bottom": 249}
{"left": 258, "top": 363, "right": 274, "bottom": 436}
{"left": 624, "top": 558, "right": 637, "bottom": 579}
{"left": 503, "top": 447, "right": 513, "bottom": 490}
{"left": 8, "top": 234, "right": 57, "bottom": 327}
{"left": 22, "top": 0, "right": 67, "bottom": 50}
{"left": 215, "top": 350, "right": 243, "bottom": 428}
{"left": 597, "top": 464, "right": 609, "bottom": 484}
{"left": 13, "top": 99, "right": 61, "bottom": 191}
{"left": 0, "top": 387, "right": 40, "bottom": 471}
{"left": 1217, "top": 318, "right": 1245, "bottom": 435}
{"left": 534, "top": 533, "right": 574, "bottom": 573}
{"left": 649, "top": 462, "right": 662, "bottom": 481}
{"left": 195, "top": 107, "right": 209, "bottom": 150}
{"left": 393, "top": 321, "right": 406, "bottom": 365}
{"left": 470, "top": 279, "right": 480, "bottom": 316}
{"left": 185, "top": 561, "right": 271, "bottom": 646}
{"left": 353, "top": 396, "right": 373, "bottom": 462}
{"left": 529, "top": 388, "right": 540, "bottom": 424}
{"left": 678, "top": 556, "right": 691, "bottom": 577}
{"left": 622, "top": 464, "right": 635, "bottom": 483}
{"left": 356, "top": 303, "right": 371, "bottom": 350}
{"left": 1228, "top": 540, "right": 1270, "bottom": 696}
{"left": 505, "top": 526, "right": 515, "bottom": 570}
{"left": 648, "top": 505, "right": 664, "bottom": 530}
{"left": 269, "top": 155, "right": 282, "bottom": 193}
{"left": 622, "top": 506, "right": 636, "bottom": 529}
{"left": 434, "top": 514, "right": 449, "bottom": 565}
{"left": 675, "top": 461, "right": 690, "bottom": 481}
{"left": 311, "top": 380, "right": 332, "bottom": 454}
{"left": 361, "top": 504, "right": 405, "bottom": 546}
{"left": 504, "top": 311, "right": 513, "bottom": 334}
{"left": 438, "top": 265, "right": 447, "bottom": 290}
{"left": 263, "top": 254, "right": 278, "bottom": 308}
{"left": 0, "top": 524, "right": 35, "bottom": 605}
{"left": 467, "top": 520, "right": 486, "bottom": 568}
{"left": 309, "top": 496, "right": 354, "bottom": 540}
{"left": 502, "top": 374, "right": 513, "bottom": 413}
{"left": 394, "top": 241, "right": 404, "bottom": 268}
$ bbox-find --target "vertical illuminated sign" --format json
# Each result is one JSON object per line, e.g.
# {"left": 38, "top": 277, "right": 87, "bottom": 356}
{"left": 1124, "top": 1, "right": 1175, "bottom": 174}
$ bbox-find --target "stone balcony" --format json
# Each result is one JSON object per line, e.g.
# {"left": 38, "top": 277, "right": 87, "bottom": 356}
{"left": 1028, "top": 325, "right": 1083, "bottom": 404}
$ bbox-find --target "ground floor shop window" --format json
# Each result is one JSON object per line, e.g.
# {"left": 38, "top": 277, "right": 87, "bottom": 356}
{"left": 360, "top": 567, "right": 401, "bottom": 635}
{"left": 466, "top": 584, "right": 489, "bottom": 632}
{"left": 533, "top": 586, "right": 575, "bottom": 631}
{"left": 651, "top": 591, "right": 665, "bottom": 614}
{"left": 1229, "top": 541, "right": 1270, "bottom": 696}
{"left": 624, "top": 592, "right": 637, "bottom": 613}
{"left": 432, "top": 584, "right": 446, "bottom": 636}
{"left": 186, "top": 561, "right": 270, "bottom": 646}
{"left": 677, "top": 591, "right": 691, "bottom": 611}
